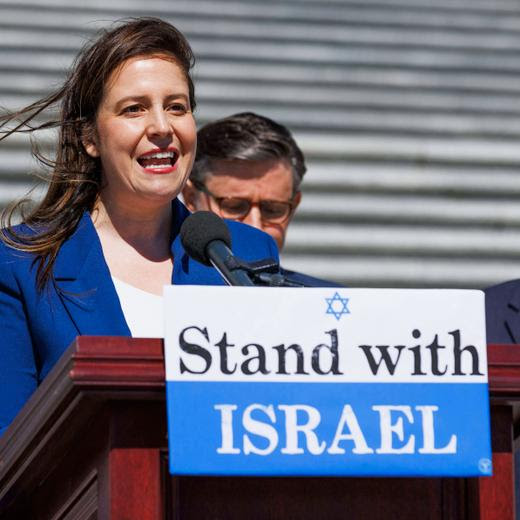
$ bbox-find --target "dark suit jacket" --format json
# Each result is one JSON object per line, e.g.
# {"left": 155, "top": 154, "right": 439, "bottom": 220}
{"left": 484, "top": 278, "right": 520, "bottom": 512}
{"left": 0, "top": 199, "right": 278, "bottom": 435}
{"left": 485, "top": 279, "right": 520, "bottom": 344}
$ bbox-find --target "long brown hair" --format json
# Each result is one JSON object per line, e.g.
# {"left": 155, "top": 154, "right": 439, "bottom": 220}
{"left": 0, "top": 17, "right": 196, "bottom": 290}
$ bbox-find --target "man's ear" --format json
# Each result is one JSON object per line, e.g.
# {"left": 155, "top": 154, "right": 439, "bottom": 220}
{"left": 292, "top": 191, "right": 302, "bottom": 212}
{"left": 81, "top": 126, "right": 100, "bottom": 158}
{"left": 182, "top": 179, "right": 198, "bottom": 212}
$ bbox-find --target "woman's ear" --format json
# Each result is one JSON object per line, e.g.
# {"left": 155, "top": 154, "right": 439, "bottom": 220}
{"left": 81, "top": 125, "right": 100, "bottom": 158}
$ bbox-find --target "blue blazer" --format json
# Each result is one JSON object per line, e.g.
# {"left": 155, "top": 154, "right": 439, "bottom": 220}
{"left": 0, "top": 199, "right": 278, "bottom": 435}
{"left": 485, "top": 279, "right": 520, "bottom": 344}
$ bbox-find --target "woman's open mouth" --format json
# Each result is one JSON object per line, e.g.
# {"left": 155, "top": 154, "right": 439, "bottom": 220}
{"left": 137, "top": 149, "right": 179, "bottom": 173}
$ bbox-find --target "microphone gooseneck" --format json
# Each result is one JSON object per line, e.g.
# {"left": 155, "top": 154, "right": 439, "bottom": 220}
{"left": 180, "top": 212, "right": 255, "bottom": 286}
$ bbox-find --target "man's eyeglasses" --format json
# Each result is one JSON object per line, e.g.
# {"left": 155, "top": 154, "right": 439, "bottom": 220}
{"left": 192, "top": 180, "right": 294, "bottom": 224}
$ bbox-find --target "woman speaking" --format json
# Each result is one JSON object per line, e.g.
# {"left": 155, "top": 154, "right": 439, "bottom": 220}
{"left": 0, "top": 18, "right": 278, "bottom": 435}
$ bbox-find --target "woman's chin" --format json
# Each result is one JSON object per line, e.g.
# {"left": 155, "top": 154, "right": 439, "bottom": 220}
{"left": 133, "top": 177, "right": 186, "bottom": 205}
{"left": 139, "top": 190, "right": 180, "bottom": 206}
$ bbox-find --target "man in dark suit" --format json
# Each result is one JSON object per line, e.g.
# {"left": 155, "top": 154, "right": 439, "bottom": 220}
{"left": 484, "top": 279, "right": 520, "bottom": 518}
{"left": 182, "top": 112, "right": 338, "bottom": 287}
{"left": 485, "top": 280, "right": 520, "bottom": 343}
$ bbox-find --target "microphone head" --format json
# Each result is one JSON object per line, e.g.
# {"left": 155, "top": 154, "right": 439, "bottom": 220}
{"left": 180, "top": 211, "right": 232, "bottom": 266}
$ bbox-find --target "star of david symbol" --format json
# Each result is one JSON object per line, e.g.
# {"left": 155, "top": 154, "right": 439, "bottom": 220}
{"left": 325, "top": 292, "right": 350, "bottom": 321}
{"left": 478, "top": 458, "right": 492, "bottom": 474}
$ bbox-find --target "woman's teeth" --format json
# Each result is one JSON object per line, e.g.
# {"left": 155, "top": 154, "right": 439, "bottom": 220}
{"left": 138, "top": 151, "right": 177, "bottom": 169}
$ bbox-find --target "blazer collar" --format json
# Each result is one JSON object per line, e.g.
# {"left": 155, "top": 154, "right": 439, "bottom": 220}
{"left": 52, "top": 199, "right": 191, "bottom": 336}
{"left": 53, "top": 212, "right": 130, "bottom": 336}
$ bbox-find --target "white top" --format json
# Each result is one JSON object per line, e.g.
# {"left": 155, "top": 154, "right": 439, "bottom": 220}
{"left": 112, "top": 277, "right": 164, "bottom": 338}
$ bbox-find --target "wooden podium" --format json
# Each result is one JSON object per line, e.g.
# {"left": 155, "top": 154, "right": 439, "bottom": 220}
{"left": 0, "top": 337, "right": 517, "bottom": 519}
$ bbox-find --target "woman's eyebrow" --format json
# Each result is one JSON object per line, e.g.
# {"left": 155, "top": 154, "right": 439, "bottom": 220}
{"left": 164, "top": 93, "right": 190, "bottom": 103}
{"left": 113, "top": 95, "right": 149, "bottom": 111}
{"left": 113, "top": 93, "right": 189, "bottom": 110}
{"left": 114, "top": 95, "right": 148, "bottom": 111}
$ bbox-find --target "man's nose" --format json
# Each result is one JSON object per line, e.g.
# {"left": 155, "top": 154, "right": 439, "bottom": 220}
{"left": 242, "top": 204, "right": 263, "bottom": 230}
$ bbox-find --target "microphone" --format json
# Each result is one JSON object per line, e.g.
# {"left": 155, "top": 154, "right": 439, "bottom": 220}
{"left": 180, "top": 212, "right": 255, "bottom": 286}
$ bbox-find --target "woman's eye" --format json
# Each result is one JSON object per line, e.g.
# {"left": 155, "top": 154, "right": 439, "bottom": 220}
{"left": 168, "top": 103, "right": 187, "bottom": 114}
{"left": 122, "top": 104, "right": 143, "bottom": 114}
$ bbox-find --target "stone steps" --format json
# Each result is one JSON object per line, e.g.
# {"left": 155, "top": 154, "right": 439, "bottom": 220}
{"left": 281, "top": 254, "right": 519, "bottom": 288}
{"left": 1, "top": 0, "right": 520, "bottom": 288}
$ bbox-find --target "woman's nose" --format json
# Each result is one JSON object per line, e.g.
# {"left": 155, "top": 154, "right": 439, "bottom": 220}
{"left": 146, "top": 108, "right": 171, "bottom": 138}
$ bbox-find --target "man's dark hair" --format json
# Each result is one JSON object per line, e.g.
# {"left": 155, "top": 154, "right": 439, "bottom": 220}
{"left": 191, "top": 112, "right": 306, "bottom": 193}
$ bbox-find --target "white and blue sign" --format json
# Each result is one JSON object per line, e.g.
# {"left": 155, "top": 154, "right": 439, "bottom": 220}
{"left": 164, "top": 287, "right": 491, "bottom": 477}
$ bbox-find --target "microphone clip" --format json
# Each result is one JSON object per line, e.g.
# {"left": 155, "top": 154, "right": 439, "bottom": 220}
{"left": 224, "top": 257, "right": 305, "bottom": 287}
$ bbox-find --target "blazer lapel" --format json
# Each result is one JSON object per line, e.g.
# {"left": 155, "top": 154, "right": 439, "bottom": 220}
{"left": 170, "top": 198, "right": 221, "bottom": 284}
{"left": 51, "top": 199, "right": 197, "bottom": 335}
{"left": 53, "top": 213, "right": 130, "bottom": 336}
